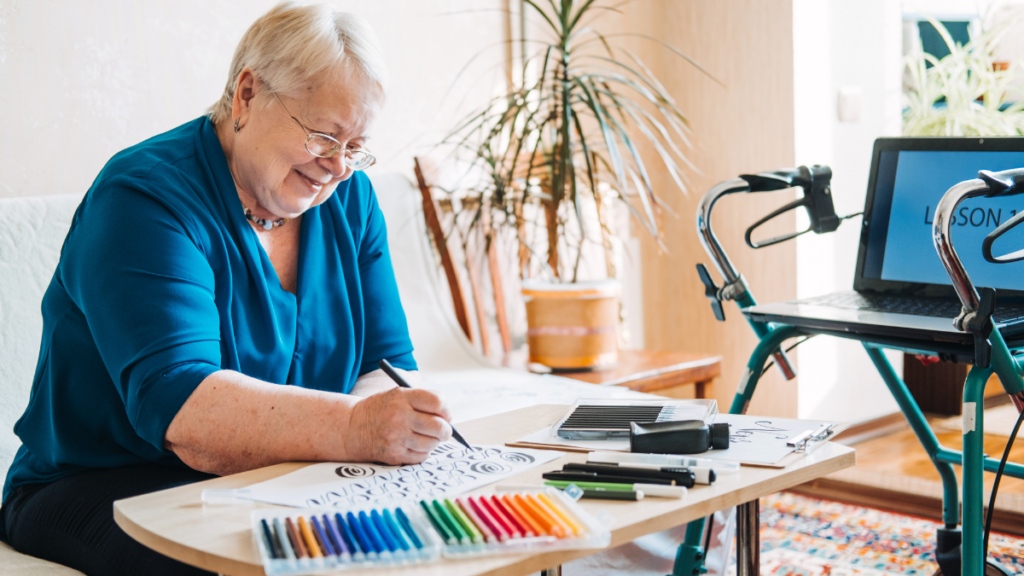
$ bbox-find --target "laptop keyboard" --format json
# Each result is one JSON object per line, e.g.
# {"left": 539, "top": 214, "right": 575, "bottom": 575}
{"left": 795, "top": 292, "right": 1024, "bottom": 324}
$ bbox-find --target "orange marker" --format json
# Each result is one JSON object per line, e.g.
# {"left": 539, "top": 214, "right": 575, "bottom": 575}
{"left": 517, "top": 494, "right": 565, "bottom": 538}
{"left": 298, "top": 516, "right": 323, "bottom": 558}
{"left": 484, "top": 495, "right": 523, "bottom": 538}
{"left": 285, "top": 517, "right": 308, "bottom": 558}
{"left": 501, "top": 494, "right": 543, "bottom": 537}
{"left": 538, "top": 493, "right": 585, "bottom": 536}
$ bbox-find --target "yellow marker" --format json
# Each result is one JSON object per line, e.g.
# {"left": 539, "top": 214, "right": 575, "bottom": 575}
{"left": 298, "top": 516, "right": 323, "bottom": 558}
{"left": 537, "top": 493, "right": 583, "bottom": 536}
{"left": 523, "top": 494, "right": 569, "bottom": 538}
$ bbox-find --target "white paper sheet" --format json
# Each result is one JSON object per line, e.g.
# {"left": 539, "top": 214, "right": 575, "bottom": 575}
{"left": 512, "top": 414, "right": 837, "bottom": 466}
{"left": 245, "top": 442, "right": 560, "bottom": 508}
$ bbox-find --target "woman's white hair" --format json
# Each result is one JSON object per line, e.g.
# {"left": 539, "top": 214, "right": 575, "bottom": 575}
{"left": 208, "top": 2, "right": 387, "bottom": 123}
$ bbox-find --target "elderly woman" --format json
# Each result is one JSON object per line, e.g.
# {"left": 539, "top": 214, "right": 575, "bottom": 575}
{"left": 0, "top": 3, "right": 451, "bottom": 574}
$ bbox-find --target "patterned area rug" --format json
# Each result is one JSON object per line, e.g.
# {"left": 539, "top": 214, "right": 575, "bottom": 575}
{"left": 759, "top": 492, "right": 1024, "bottom": 576}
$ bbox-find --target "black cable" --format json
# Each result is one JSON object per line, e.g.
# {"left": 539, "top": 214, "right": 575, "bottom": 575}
{"left": 840, "top": 211, "right": 864, "bottom": 221}
{"left": 983, "top": 398, "right": 1024, "bottom": 560}
{"left": 702, "top": 513, "right": 714, "bottom": 552}
{"left": 760, "top": 336, "right": 815, "bottom": 377}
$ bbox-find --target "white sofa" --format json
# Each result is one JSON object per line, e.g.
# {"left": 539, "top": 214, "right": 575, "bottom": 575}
{"left": 0, "top": 174, "right": 639, "bottom": 573}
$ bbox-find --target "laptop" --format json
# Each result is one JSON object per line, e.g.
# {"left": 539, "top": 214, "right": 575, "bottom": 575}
{"left": 743, "top": 137, "right": 1024, "bottom": 351}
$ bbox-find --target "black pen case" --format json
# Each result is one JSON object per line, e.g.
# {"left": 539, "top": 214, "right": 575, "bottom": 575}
{"left": 629, "top": 420, "right": 730, "bottom": 454}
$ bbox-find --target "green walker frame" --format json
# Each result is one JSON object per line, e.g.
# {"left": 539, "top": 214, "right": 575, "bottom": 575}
{"left": 669, "top": 167, "right": 1024, "bottom": 576}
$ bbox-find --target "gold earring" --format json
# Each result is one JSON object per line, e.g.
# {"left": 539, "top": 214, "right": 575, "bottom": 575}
{"left": 233, "top": 119, "right": 240, "bottom": 133}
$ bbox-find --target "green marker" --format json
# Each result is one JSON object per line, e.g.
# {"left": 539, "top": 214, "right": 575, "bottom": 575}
{"left": 432, "top": 500, "right": 469, "bottom": 543}
{"left": 445, "top": 499, "right": 483, "bottom": 543}
{"left": 420, "top": 500, "right": 455, "bottom": 543}
{"left": 544, "top": 480, "right": 636, "bottom": 491}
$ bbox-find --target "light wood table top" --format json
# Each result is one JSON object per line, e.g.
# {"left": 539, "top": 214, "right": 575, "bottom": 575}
{"left": 114, "top": 405, "right": 855, "bottom": 576}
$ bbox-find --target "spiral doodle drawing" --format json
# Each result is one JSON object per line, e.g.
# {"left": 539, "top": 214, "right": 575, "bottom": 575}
{"left": 499, "top": 452, "right": 535, "bottom": 464}
{"left": 335, "top": 464, "right": 375, "bottom": 478}
{"left": 470, "top": 461, "right": 512, "bottom": 475}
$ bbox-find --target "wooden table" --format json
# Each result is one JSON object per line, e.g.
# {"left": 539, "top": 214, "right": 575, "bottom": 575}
{"left": 507, "top": 349, "right": 722, "bottom": 399}
{"left": 114, "top": 405, "right": 854, "bottom": 576}
{"left": 556, "top": 349, "right": 721, "bottom": 399}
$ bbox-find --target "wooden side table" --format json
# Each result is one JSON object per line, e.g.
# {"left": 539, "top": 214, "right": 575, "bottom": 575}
{"left": 556, "top": 349, "right": 721, "bottom": 399}
{"left": 506, "top": 348, "right": 722, "bottom": 399}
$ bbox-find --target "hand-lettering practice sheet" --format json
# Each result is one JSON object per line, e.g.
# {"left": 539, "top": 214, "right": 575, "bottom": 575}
{"left": 246, "top": 443, "right": 560, "bottom": 509}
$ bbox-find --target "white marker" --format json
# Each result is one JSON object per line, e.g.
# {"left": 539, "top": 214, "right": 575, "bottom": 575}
{"left": 588, "top": 452, "right": 740, "bottom": 476}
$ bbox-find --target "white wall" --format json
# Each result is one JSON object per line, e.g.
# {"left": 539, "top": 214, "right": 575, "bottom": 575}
{"left": 0, "top": 0, "right": 505, "bottom": 199}
{"left": 792, "top": 0, "right": 903, "bottom": 422}
{"left": 0, "top": 0, "right": 648, "bottom": 361}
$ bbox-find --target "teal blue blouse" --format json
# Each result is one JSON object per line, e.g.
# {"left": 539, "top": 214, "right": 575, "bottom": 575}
{"left": 2, "top": 117, "right": 416, "bottom": 505}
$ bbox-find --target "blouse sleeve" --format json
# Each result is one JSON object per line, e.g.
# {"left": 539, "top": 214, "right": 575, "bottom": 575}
{"left": 59, "top": 173, "right": 222, "bottom": 451}
{"left": 356, "top": 186, "right": 417, "bottom": 375}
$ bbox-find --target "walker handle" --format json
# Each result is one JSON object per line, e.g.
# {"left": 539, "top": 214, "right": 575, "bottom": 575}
{"left": 742, "top": 165, "right": 841, "bottom": 249}
{"left": 980, "top": 168, "right": 1024, "bottom": 263}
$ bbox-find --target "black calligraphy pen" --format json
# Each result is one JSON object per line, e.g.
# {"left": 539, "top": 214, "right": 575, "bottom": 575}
{"left": 378, "top": 359, "right": 474, "bottom": 451}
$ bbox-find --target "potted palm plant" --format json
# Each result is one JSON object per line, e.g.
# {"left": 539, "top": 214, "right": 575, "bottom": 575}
{"left": 904, "top": 17, "right": 1024, "bottom": 136}
{"left": 437, "top": 0, "right": 714, "bottom": 369}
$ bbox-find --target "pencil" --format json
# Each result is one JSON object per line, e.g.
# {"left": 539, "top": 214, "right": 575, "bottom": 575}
{"left": 518, "top": 494, "right": 566, "bottom": 537}
{"left": 297, "top": 516, "right": 322, "bottom": 558}
{"left": 382, "top": 509, "right": 411, "bottom": 551}
{"left": 419, "top": 500, "right": 455, "bottom": 543}
{"left": 285, "top": 517, "right": 308, "bottom": 558}
{"left": 504, "top": 495, "right": 545, "bottom": 536}
{"left": 490, "top": 495, "right": 530, "bottom": 537}
{"left": 378, "top": 359, "right": 473, "bottom": 451}
{"left": 480, "top": 495, "right": 522, "bottom": 539}
{"left": 394, "top": 508, "right": 425, "bottom": 549}
{"left": 536, "top": 493, "right": 583, "bottom": 536}
{"left": 456, "top": 497, "right": 496, "bottom": 542}
{"left": 273, "top": 518, "right": 296, "bottom": 560}
{"left": 445, "top": 499, "right": 483, "bottom": 543}
{"left": 310, "top": 515, "right": 335, "bottom": 557}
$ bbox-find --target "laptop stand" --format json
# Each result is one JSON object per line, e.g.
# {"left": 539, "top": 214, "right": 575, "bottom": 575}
{"left": 676, "top": 165, "right": 1024, "bottom": 576}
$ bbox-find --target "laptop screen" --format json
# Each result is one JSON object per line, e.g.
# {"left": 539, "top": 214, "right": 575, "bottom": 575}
{"left": 856, "top": 139, "right": 1024, "bottom": 296}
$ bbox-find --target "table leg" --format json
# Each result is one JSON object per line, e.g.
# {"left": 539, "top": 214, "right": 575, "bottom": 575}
{"left": 736, "top": 499, "right": 760, "bottom": 576}
{"left": 541, "top": 566, "right": 562, "bottom": 576}
{"left": 695, "top": 379, "right": 708, "bottom": 399}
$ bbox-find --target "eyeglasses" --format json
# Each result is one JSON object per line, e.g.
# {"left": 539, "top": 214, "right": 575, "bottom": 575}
{"left": 272, "top": 93, "right": 376, "bottom": 171}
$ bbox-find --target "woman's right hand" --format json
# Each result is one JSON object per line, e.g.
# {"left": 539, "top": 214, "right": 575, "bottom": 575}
{"left": 344, "top": 387, "right": 454, "bottom": 464}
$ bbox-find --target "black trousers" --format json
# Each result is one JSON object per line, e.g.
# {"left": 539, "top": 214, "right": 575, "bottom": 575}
{"left": 2, "top": 465, "right": 218, "bottom": 576}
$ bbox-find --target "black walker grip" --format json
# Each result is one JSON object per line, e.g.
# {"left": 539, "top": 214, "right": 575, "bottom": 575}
{"left": 981, "top": 168, "right": 1024, "bottom": 263}
{"left": 741, "top": 165, "right": 840, "bottom": 249}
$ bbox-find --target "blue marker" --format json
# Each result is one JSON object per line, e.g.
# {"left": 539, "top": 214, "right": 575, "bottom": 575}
{"left": 323, "top": 514, "right": 350, "bottom": 558}
{"left": 334, "top": 514, "right": 362, "bottom": 560}
{"left": 358, "top": 510, "right": 390, "bottom": 556}
{"left": 346, "top": 511, "right": 376, "bottom": 559}
{"left": 394, "top": 508, "right": 424, "bottom": 549}
{"left": 260, "top": 519, "right": 279, "bottom": 559}
{"left": 310, "top": 516, "right": 336, "bottom": 557}
{"left": 371, "top": 509, "right": 400, "bottom": 552}
{"left": 382, "top": 509, "right": 411, "bottom": 551}
{"left": 273, "top": 518, "right": 296, "bottom": 561}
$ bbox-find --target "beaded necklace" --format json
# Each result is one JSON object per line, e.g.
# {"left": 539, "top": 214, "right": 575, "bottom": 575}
{"left": 244, "top": 207, "right": 286, "bottom": 231}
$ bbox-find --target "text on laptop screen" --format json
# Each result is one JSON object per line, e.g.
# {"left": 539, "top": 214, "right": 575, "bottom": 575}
{"left": 863, "top": 150, "right": 1024, "bottom": 291}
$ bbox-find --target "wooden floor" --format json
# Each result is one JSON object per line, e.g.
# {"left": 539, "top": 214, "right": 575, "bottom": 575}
{"left": 793, "top": 406, "right": 1024, "bottom": 536}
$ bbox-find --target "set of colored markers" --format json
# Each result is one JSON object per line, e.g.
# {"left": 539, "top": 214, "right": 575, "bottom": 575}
{"left": 252, "top": 490, "right": 610, "bottom": 574}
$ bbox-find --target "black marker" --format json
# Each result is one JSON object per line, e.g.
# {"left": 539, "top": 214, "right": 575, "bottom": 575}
{"left": 563, "top": 462, "right": 696, "bottom": 488}
{"left": 378, "top": 359, "right": 474, "bottom": 451}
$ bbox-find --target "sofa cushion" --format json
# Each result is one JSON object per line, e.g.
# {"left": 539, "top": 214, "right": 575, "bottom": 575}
{"left": 0, "top": 541, "right": 84, "bottom": 575}
{"left": 0, "top": 195, "right": 82, "bottom": 495}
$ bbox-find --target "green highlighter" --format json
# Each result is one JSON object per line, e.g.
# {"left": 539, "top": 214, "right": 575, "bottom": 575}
{"left": 432, "top": 500, "right": 469, "bottom": 543}
{"left": 544, "top": 480, "right": 636, "bottom": 491}
{"left": 445, "top": 499, "right": 484, "bottom": 543}
{"left": 419, "top": 501, "right": 455, "bottom": 544}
